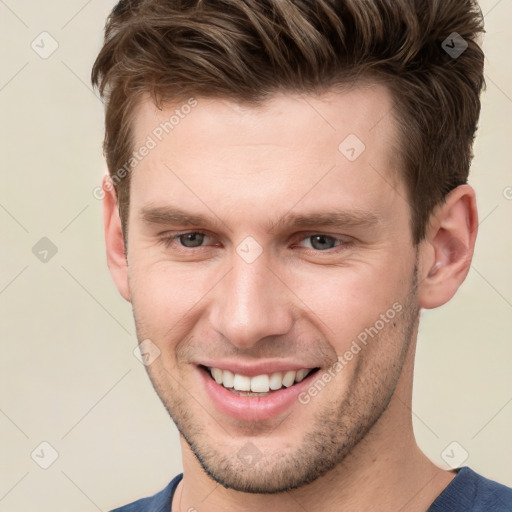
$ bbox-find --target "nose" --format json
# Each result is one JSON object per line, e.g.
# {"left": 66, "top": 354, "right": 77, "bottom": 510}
{"left": 208, "top": 252, "right": 294, "bottom": 349}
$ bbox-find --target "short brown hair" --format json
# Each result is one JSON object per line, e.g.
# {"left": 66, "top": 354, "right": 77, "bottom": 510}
{"left": 91, "top": 0, "right": 485, "bottom": 244}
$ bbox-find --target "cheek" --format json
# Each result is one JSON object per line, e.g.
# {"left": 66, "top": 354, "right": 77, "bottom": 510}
{"left": 288, "top": 256, "right": 411, "bottom": 350}
{"left": 128, "top": 262, "right": 211, "bottom": 339}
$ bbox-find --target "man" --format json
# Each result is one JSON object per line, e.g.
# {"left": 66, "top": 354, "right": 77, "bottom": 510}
{"left": 92, "top": 0, "right": 512, "bottom": 510}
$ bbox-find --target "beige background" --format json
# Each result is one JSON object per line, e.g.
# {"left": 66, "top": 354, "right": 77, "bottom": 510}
{"left": 0, "top": 1, "right": 511, "bottom": 510}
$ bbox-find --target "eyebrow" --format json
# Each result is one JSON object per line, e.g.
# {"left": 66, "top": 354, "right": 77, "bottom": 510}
{"left": 140, "top": 206, "right": 220, "bottom": 228}
{"left": 267, "top": 209, "right": 381, "bottom": 233}
{"left": 139, "top": 205, "right": 381, "bottom": 232}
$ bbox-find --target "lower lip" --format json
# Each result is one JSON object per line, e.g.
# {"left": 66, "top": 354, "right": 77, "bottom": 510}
{"left": 199, "top": 366, "right": 318, "bottom": 422}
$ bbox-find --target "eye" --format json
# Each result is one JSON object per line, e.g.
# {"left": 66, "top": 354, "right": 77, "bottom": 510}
{"left": 178, "top": 232, "right": 206, "bottom": 248}
{"left": 298, "top": 234, "right": 344, "bottom": 251}
{"left": 159, "top": 231, "right": 213, "bottom": 249}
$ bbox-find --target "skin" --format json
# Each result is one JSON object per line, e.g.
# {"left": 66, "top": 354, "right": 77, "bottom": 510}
{"left": 103, "top": 83, "right": 478, "bottom": 511}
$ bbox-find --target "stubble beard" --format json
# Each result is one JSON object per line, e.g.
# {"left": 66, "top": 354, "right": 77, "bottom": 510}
{"left": 139, "top": 267, "right": 420, "bottom": 494}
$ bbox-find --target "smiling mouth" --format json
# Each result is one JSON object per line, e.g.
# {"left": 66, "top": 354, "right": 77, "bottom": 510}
{"left": 200, "top": 365, "right": 321, "bottom": 396}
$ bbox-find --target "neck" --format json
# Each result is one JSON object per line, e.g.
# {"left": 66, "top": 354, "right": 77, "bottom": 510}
{"left": 174, "top": 340, "right": 455, "bottom": 512}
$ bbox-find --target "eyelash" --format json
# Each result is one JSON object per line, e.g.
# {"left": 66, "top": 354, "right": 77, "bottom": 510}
{"left": 158, "top": 231, "right": 351, "bottom": 252}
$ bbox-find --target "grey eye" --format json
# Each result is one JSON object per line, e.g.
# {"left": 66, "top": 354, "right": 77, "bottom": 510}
{"left": 309, "top": 235, "right": 337, "bottom": 250}
{"left": 179, "top": 233, "right": 205, "bottom": 247}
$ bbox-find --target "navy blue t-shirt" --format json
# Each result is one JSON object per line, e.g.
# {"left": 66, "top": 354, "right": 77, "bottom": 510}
{"left": 110, "top": 467, "right": 512, "bottom": 511}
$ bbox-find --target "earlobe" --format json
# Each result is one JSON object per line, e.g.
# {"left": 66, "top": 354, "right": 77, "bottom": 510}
{"left": 102, "top": 175, "right": 131, "bottom": 302}
{"left": 418, "top": 185, "right": 478, "bottom": 309}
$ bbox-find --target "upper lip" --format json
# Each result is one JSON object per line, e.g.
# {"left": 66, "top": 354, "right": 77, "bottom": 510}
{"left": 198, "top": 359, "right": 319, "bottom": 377}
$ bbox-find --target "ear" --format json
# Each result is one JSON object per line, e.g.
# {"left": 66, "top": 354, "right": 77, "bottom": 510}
{"left": 418, "top": 184, "right": 478, "bottom": 309}
{"left": 102, "top": 175, "right": 131, "bottom": 302}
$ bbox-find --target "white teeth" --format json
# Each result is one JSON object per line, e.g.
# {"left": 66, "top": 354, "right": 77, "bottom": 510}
{"left": 250, "top": 374, "right": 270, "bottom": 393}
{"left": 208, "top": 367, "right": 314, "bottom": 393}
{"left": 211, "top": 367, "right": 223, "bottom": 384}
{"left": 295, "top": 369, "right": 308, "bottom": 382}
{"left": 269, "top": 372, "right": 283, "bottom": 390}
{"left": 222, "top": 370, "right": 234, "bottom": 388}
{"left": 282, "top": 370, "right": 296, "bottom": 388}
{"left": 233, "top": 374, "right": 251, "bottom": 391}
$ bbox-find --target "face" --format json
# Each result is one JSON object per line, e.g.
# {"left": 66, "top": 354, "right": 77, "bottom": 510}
{"left": 123, "top": 85, "right": 421, "bottom": 493}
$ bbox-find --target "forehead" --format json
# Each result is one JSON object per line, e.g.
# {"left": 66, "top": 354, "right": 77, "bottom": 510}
{"left": 128, "top": 84, "right": 405, "bottom": 226}
{"left": 133, "top": 83, "right": 398, "bottom": 148}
